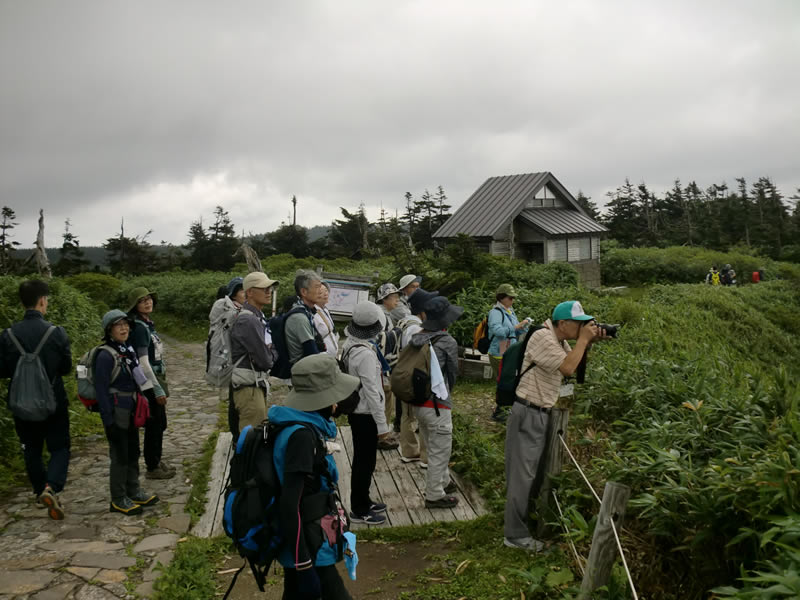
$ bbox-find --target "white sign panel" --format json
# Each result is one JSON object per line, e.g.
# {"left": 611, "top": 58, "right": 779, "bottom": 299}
{"left": 327, "top": 286, "right": 370, "bottom": 316}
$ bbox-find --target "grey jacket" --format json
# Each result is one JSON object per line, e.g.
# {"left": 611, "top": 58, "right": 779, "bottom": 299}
{"left": 390, "top": 295, "right": 411, "bottom": 322}
{"left": 230, "top": 302, "right": 276, "bottom": 378}
{"left": 409, "top": 330, "right": 459, "bottom": 409}
{"left": 341, "top": 336, "right": 389, "bottom": 435}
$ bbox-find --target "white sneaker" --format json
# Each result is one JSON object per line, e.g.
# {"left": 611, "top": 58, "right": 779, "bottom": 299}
{"left": 503, "top": 537, "right": 545, "bottom": 552}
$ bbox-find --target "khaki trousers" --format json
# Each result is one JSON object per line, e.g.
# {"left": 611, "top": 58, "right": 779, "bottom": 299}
{"left": 233, "top": 386, "right": 268, "bottom": 432}
{"left": 399, "top": 402, "right": 426, "bottom": 462}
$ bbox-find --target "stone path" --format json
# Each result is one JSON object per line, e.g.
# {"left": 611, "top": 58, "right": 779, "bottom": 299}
{"left": 0, "top": 337, "right": 218, "bottom": 600}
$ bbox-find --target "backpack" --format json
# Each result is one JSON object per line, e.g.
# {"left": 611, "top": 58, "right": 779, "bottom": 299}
{"left": 76, "top": 345, "right": 126, "bottom": 411}
{"left": 473, "top": 307, "right": 506, "bottom": 354}
{"left": 376, "top": 325, "right": 401, "bottom": 369}
{"left": 6, "top": 326, "right": 57, "bottom": 422}
{"left": 390, "top": 334, "right": 445, "bottom": 406}
{"left": 710, "top": 271, "right": 721, "bottom": 285}
{"left": 396, "top": 317, "right": 418, "bottom": 352}
{"left": 222, "top": 421, "right": 332, "bottom": 596}
{"left": 268, "top": 306, "right": 312, "bottom": 380}
{"left": 205, "top": 299, "right": 242, "bottom": 387}
{"left": 495, "top": 326, "right": 543, "bottom": 407}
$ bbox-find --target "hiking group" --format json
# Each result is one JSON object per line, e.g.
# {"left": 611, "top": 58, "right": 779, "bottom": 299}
{"left": 1, "top": 271, "right": 610, "bottom": 600}
{"left": 0, "top": 280, "right": 175, "bottom": 521}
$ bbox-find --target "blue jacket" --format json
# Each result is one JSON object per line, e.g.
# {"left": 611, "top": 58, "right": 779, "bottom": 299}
{"left": 269, "top": 405, "right": 342, "bottom": 568}
{"left": 487, "top": 304, "right": 526, "bottom": 357}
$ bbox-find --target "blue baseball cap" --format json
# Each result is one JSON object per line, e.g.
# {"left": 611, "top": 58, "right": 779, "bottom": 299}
{"left": 552, "top": 301, "right": 594, "bottom": 322}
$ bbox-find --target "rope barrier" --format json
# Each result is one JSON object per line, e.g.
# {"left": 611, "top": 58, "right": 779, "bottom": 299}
{"left": 610, "top": 516, "right": 639, "bottom": 600}
{"left": 558, "top": 432, "right": 640, "bottom": 597}
{"left": 557, "top": 433, "right": 602, "bottom": 504}
{"left": 551, "top": 489, "right": 585, "bottom": 575}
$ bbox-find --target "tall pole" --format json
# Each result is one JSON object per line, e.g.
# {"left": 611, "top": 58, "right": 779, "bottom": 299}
{"left": 292, "top": 195, "right": 297, "bottom": 226}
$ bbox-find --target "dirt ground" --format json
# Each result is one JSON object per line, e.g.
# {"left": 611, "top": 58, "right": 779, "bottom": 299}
{"left": 218, "top": 538, "right": 454, "bottom": 599}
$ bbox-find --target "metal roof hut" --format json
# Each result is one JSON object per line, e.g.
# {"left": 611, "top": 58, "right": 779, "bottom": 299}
{"left": 433, "top": 172, "right": 608, "bottom": 287}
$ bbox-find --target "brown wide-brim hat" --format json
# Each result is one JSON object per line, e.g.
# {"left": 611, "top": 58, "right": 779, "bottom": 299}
{"left": 286, "top": 354, "right": 361, "bottom": 412}
{"left": 127, "top": 287, "right": 157, "bottom": 313}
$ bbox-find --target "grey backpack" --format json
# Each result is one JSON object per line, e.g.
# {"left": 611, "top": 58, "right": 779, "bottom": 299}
{"left": 6, "top": 326, "right": 58, "bottom": 422}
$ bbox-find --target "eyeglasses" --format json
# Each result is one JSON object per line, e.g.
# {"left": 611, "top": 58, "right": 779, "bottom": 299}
{"left": 138, "top": 296, "right": 153, "bottom": 303}
{"left": 251, "top": 287, "right": 272, "bottom": 293}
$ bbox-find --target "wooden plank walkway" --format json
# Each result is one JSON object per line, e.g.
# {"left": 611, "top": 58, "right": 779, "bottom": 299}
{"left": 333, "top": 426, "right": 488, "bottom": 529}
{"left": 195, "top": 426, "right": 488, "bottom": 538}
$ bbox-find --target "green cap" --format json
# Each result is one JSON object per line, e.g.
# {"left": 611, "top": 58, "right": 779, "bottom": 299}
{"left": 552, "top": 301, "right": 594, "bottom": 322}
{"left": 496, "top": 283, "right": 517, "bottom": 297}
{"left": 102, "top": 309, "right": 133, "bottom": 332}
{"left": 127, "top": 287, "right": 157, "bottom": 313}
{"left": 286, "top": 354, "right": 361, "bottom": 412}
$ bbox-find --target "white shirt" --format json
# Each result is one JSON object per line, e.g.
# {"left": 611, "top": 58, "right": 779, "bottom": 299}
{"left": 313, "top": 305, "right": 339, "bottom": 356}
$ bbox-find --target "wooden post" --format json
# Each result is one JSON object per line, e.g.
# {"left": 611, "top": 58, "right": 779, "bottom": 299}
{"left": 535, "top": 407, "right": 569, "bottom": 538}
{"left": 578, "top": 481, "right": 631, "bottom": 599}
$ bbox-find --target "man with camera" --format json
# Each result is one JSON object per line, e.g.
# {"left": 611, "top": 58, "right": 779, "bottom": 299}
{"left": 503, "top": 300, "right": 611, "bottom": 552}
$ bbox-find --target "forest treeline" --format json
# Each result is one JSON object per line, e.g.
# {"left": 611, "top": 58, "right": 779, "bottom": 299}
{"left": 1, "top": 176, "right": 798, "bottom": 276}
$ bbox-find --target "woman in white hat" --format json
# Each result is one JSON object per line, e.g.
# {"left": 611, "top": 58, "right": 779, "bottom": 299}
{"left": 340, "top": 302, "right": 395, "bottom": 524}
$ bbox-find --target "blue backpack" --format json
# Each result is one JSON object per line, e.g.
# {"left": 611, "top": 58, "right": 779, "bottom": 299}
{"left": 222, "top": 421, "right": 332, "bottom": 598}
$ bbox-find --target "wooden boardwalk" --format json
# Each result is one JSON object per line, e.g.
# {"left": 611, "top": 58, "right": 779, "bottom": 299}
{"left": 334, "top": 426, "right": 488, "bottom": 529}
{"left": 195, "top": 426, "right": 488, "bottom": 538}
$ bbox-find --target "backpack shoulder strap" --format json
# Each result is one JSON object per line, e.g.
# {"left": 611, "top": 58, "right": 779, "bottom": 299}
{"left": 6, "top": 328, "right": 26, "bottom": 356}
{"left": 516, "top": 325, "right": 545, "bottom": 379}
{"left": 32, "top": 326, "right": 57, "bottom": 357}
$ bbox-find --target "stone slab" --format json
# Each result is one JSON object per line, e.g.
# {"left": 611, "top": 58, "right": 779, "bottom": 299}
{"left": 31, "top": 582, "right": 78, "bottom": 600}
{"left": 0, "top": 552, "right": 64, "bottom": 570}
{"left": 95, "top": 569, "right": 127, "bottom": 584}
{"left": 59, "top": 526, "right": 97, "bottom": 540}
{"left": 157, "top": 514, "right": 191, "bottom": 534}
{"left": 65, "top": 566, "right": 100, "bottom": 580}
{"left": 143, "top": 550, "right": 174, "bottom": 581}
{"left": 0, "top": 570, "right": 57, "bottom": 595}
{"left": 47, "top": 540, "right": 124, "bottom": 553}
{"left": 74, "top": 585, "right": 119, "bottom": 600}
{"left": 133, "top": 533, "right": 179, "bottom": 553}
{"left": 71, "top": 552, "right": 137, "bottom": 570}
{"left": 135, "top": 581, "right": 154, "bottom": 598}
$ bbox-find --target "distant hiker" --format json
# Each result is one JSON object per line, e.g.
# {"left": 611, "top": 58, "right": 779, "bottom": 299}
{"left": 312, "top": 280, "right": 339, "bottom": 358}
{"left": 396, "top": 288, "right": 438, "bottom": 465}
{"left": 0, "top": 280, "right": 72, "bottom": 520}
{"left": 503, "top": 301, "right": 610, "bottom": 551}
{"left": 488, "top": 284, "right": 531, "bottom": 423}
{"left": 96, "top": 309, "right": 159, "bottom": 516}
{"left": 390, "top": 274, "right": 422, "bottom": 322}
{"left": 271, "top": 354, "right": 360, "bottom": 600}
{"left": 229, "top": 272, "right": 279, "bottom": 437}
{"left": 127, "top": 287, "right": 174, "bottom": 480}
{"left": 407, "top": 296, "right": 463, "bottom": 509}
{"left": 207, "top": 277, "right": 245, "bottom": 438}
{"left": 285, "top": 269, "right": 327, "bottom": 366}
{"left": 706, "top": 265, "right": 721, "bottom": 286}
{"left": 721, "top": 264, "right": 737, "bottom": 286}
{"left": 341, "top": 301, "right": 394, "bottom": 524}
{"left": 376, "top": 283, "right": 401, "bottom": 439}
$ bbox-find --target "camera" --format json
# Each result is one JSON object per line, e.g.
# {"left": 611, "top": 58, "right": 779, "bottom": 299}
{"left": 597, "top": 323, "right": 620, "bottom": 338}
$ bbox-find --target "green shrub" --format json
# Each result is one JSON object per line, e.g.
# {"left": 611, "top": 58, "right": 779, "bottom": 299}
{"left": 600, "top": 245, "right": 800, "bottom": 286}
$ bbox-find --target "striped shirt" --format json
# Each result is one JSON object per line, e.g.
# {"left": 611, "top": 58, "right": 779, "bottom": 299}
{"left": 515, "top": 319, "right": 572, "bottom": 408}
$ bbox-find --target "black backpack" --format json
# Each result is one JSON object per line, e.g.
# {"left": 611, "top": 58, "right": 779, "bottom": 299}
{"left": 268, "top": 306, "right": 308, "bottom": 379}
{"left": 222, "top": 420, "right": 330, "bottom": 597}
{"left": 495, "top": 326, "right": 543, "bottom": 407}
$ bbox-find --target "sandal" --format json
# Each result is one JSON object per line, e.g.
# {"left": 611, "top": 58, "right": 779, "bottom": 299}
{"left": 425, "top": 495, "right": 459, "bottom": 509}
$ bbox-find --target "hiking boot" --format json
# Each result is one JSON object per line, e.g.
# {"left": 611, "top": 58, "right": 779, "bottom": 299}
{"left": 377, "top": 437, "right": 399, "bottom": 451}
{"left": 425, "top": 495, "right": 459, "bottom": 509}
{"left": 503, "top": 536, "right": 545, "bottom": 552}
{"left": 145, "top": 462, "right": 176, "bottom": 480}
{"left": 400, "top": 454, "right": 421, "bottom": 463}
{"left": 130, "top": 490, "right": 160, "bottom": 506}
{"left": 444, "top": 480, "right": 458, "bottom": 494}
{"left": 38, "top": 486, "right": 65, "bottom": 521}
{"left": 491, "top": 407, "right": 509, "bottom": 423}
{"left": 110, "top": 497, "right": 144, "bottom": 516}
{"left": 349, "top": 510, "right": 387, "bottom": 525}
{"left": 369, "top": 501, "right": 387, "bottom": 514}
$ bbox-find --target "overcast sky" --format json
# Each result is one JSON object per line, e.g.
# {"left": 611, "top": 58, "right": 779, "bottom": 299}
{"left": 1, "top": 1, "right": 798, "bottom": 247}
